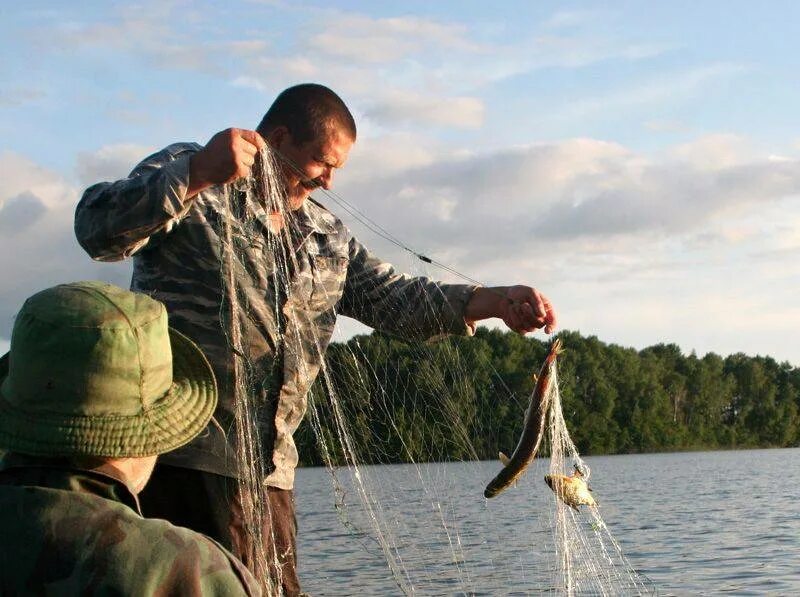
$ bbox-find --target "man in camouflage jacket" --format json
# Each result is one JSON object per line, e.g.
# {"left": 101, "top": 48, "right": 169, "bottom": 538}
{"left": 74, "top": 84, "right": 557, "bottom": 594}
{"left": 0, "top": 281, "right": 260, "bottom": 596}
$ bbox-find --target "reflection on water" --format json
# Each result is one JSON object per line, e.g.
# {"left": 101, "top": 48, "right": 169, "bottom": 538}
{"left": 296, "top": 448, "right": 800, "bottom": 595}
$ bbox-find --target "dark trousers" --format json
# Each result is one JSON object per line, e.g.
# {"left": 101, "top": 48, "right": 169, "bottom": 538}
{"left": 139, "top": 464, "right": 301, "bottom": 596}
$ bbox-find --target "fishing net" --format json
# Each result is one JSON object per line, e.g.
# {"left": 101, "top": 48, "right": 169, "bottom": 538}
{"left": 546, "top": 360, "right": 653, "bottom": 595}
{"left": 215, "top": 146, "right": 655, "bottom": 595}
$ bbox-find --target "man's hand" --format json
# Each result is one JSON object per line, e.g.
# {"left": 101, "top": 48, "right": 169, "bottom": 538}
{"left": 187, "top": 128, "right": 267, "bottom": 199}
{"left": 465, "top": 285, "right": 557, "bottom": 335}
{"left": 498, "top": 285, "right": 557, "bottom": 334}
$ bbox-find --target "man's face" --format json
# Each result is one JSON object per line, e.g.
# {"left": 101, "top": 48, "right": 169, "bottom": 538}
{"left": 272, "top": 125, "right": 354, "bottom": 211}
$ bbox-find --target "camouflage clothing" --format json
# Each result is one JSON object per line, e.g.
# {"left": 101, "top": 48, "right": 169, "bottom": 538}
{"left": 0, "top": 453, "right": 261, "bottom": 596}
{"left": 75, "top": 142, "right": 477, "bottom": 489}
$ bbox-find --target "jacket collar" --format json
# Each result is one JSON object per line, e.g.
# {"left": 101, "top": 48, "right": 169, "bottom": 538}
{"left": 297, "top": 197, "right": 339, "bottom": 235}
{"left": 0, "top": 453, "right": 142, "bottom": 515}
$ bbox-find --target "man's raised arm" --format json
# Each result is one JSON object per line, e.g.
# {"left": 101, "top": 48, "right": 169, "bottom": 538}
{"left": 74, "top": 129, "right": 265, "bottom": 262}
{"left": 74, "top": 144, "right": 200, "bottom": 262}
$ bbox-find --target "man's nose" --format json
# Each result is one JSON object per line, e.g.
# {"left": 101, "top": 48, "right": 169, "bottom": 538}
{"left": 321, "top": 167, "right": 334, "bottom": 190}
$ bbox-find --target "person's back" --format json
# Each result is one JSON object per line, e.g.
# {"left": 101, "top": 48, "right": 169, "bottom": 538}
{"left": 0, "top": 457, "right": 258, "bottom": 595}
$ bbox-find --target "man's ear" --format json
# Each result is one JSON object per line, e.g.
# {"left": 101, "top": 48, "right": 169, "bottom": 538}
{"left": 265, "top": 125, "right": 290, "bottom": 149}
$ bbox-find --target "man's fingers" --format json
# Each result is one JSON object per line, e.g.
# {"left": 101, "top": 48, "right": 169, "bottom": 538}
{"left": 531, "top": 290, "right": 557, "bottom": 333}
{"left": 531, "top": 291, "right": 547, "bottom": 318}
{"left": 518, "top": 301, "right": 547, "bottom": 328}
{"left": 542, "top": 296, "right": 557, "bottom": 332}
{"left": 238, "top": 129, "right": 267, "bottom": 151}
{"left": 508, "top": 304, "right": 522, "bottom": 330}
{"left": 238, "top": 139, "right": 258, "bottom": 157}
{"left": 504, "top": 286, "right": 557, "bottom": 335}
{"left": 508, "top": 302, "right": 547, "bottom": 334}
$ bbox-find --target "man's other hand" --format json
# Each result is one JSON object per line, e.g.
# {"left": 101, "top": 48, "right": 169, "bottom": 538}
{"left": 465, "top": 285, "right": 558, "bottom": 335}
{"left": 498, "top": 285, "right": 557, "bottom": 334}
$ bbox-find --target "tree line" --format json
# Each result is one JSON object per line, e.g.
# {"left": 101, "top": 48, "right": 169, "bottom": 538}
{"left": 296, "top": 329, "right": 800, "bottom": 466}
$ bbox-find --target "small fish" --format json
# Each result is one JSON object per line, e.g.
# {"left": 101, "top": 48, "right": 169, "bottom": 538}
{"left": 544, "top": 465, "right": 597, "bottom": 512}
{"left": 484, "top": 339, "right": 563, "bottom": 498}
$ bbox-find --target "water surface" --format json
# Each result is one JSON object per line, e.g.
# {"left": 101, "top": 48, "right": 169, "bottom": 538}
{"left": 296, "top": 448, "right": 800, "bottom": 594}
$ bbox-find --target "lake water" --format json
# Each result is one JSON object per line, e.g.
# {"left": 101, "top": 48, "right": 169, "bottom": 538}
{"left": 296, "top": 448, "right": 800, "bottom": 595}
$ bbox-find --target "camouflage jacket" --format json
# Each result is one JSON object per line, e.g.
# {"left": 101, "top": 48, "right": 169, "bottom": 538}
{"left": 75, "top": 142, "right": 477, "bottom": 489}
{"left": 0, "top": 454, "right": 261, "bottom": 596}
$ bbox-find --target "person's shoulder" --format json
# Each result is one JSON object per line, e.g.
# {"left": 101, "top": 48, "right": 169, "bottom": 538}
{"left": 122, "top": 142, "right": 203, "bottom": 177}
{"left": 305, "top": 197, "right": 351, "bottom": 242}
{"left": 134, "top": 517, "right": 261, "bottom": 595}
{"left": 163, "top": 141, "right": 203, "bottom": 157}
{"left": 138, "top": 142, "right": 203, "bottom": 167}
{"left": 306, "top": 196, "right": 342, "bottom": 225}
{"left": 134, "top": 514, "right": 232, "bottom": 558}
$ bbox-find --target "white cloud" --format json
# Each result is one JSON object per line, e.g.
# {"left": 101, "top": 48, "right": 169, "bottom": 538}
{"left": 363, "top": 91, "right": 484, "bottom": 129}
{"left": 38, "top": 3, "right": 267, "bottom": 78}
{"left": 542, "top": 10, "right": 602, "bottom": 30}
{"left": 644, "top": 119, "right": 692, "bottom": 134}
{"left": 51, "top": 5, "right": 175, "bottom": 52}
{"left": 231, "top": 76, "right": 269, "bottom": 93}
{"left": 41, "top": 3, "right": 664, "bottom": 88}
{"left": 308, "top": 14, "right": 479, "bottom": 63}
{"left": 666, "top": 134, "right": 754, "bottom": 169}
{"left": 75, "top": 144, "right": 155, "bottom": 187}
{"left": 227, "top": 40, "right": 270, "bottom": 56}
{"left": 0, "top": 152, "right": 74, "bottom": 210}
{"left": 333, "top": 134, "right": 800, "bottom": 275}
{"left": 0, "top": 152, "right": 130, "bottom": 343}
{"left": 548, "top": 63, "right": 747, "bottom": 125}
{"left": 339, "top": 132, "right": 444, "bottom": 180}
{"left": 318, "top": 133, "right": 800, "bottom": 362}
{"left": 222, "top": 7, "right": 674, "bottom": 131}
{"left": 3, "top": 133, "right": 800, "bottom": 364}
{"left": 0, "top": 87, "right": 46, "bottom": 107}
{"left": 0, "top": 192, "right": 47, "bottom": 234}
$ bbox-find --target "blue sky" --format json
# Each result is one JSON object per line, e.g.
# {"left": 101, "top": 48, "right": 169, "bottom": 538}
{"left": 1, "top": 1, "right": 800, "bottom": 363}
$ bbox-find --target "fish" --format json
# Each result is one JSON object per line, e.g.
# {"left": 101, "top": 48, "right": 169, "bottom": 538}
{"left": 484, "top": 338, "right": 563, "bottom": 498}
{"left": 544, "top": 465, "right": 597, "bottom": 511}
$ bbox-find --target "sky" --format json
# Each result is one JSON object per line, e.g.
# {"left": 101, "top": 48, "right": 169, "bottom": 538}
{"left": 1, "top": 1, "right": 800, "bottom": 364}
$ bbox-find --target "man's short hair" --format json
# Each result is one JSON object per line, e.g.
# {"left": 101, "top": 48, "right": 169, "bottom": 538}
{"left": 257, "top": 83, "right": 357, "bottom": 145}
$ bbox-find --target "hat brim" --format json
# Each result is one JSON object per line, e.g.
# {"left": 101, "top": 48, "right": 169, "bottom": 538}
{"left": 0, "top": 328, "right": 218, "bottom": 458}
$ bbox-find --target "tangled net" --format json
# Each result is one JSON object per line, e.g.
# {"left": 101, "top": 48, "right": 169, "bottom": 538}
{"left": 214, "top": 146, "right": 655, "bottom": 595}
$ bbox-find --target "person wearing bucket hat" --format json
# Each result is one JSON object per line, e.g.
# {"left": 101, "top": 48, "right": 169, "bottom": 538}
{"left": 0, "top": 281, "right": 261, "bottom": 596}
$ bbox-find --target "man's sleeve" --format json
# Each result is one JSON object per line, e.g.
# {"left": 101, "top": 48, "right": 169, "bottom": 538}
{"left": 338, "top": 236, "right": 479, "bottom": 342}
{"left": 74, "top": 143, "right": 200, "bottom": 262}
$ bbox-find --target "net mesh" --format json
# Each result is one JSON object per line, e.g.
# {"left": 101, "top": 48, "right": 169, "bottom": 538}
{"left": 214, "top": 146, "right": 655, "bottom": 595}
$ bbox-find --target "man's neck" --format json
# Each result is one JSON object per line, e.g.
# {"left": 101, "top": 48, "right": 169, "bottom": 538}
{"left": 100, "top": 456, "right": 158, "bottom": 495}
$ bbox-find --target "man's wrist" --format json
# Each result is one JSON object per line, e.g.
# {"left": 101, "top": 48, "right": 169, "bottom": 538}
{"left": 465, "top": 286, "right": 508, "bottom": 322}
{"left": 187, "top": 153, "right": 213, "bottom": 201}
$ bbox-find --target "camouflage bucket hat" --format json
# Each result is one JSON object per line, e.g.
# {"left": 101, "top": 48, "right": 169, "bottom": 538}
{"left": 0, "top": 281, "right": 217, "bottom": 457}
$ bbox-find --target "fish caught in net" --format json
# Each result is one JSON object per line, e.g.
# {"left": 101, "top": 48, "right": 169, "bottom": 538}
{"left": 544, "top": 345, "right": 653, "bottom": 595}
{"left": 215, "top": 145, "right": 655, "bottom": 595}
